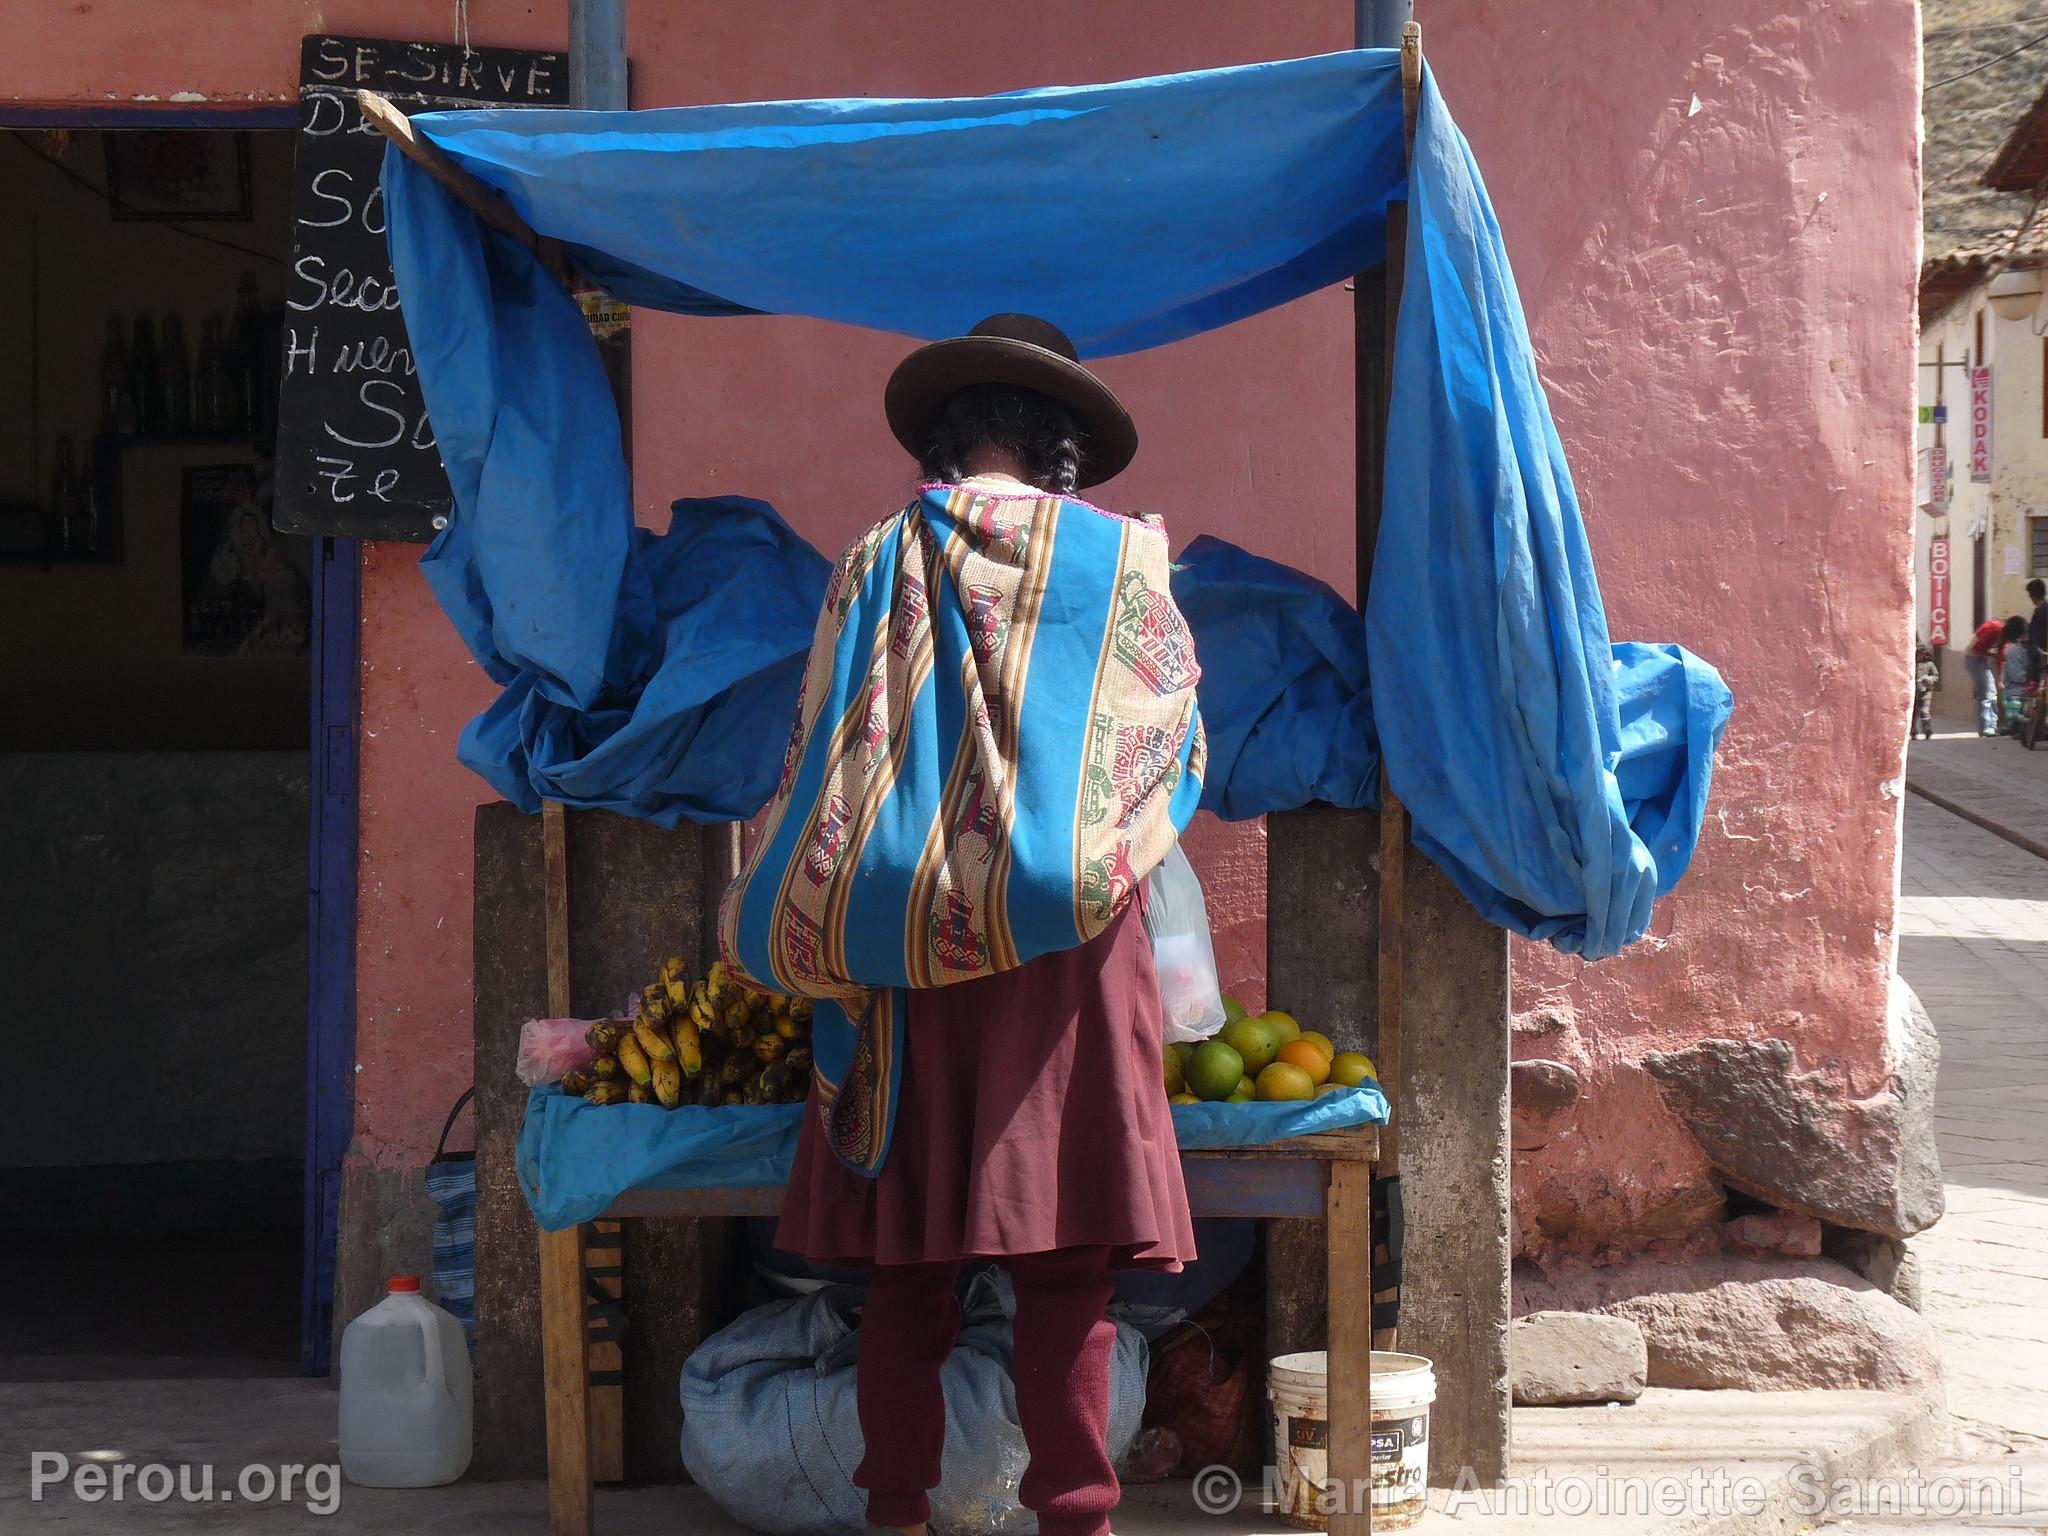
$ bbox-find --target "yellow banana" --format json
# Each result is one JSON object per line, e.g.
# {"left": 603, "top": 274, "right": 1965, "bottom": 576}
{"left": 616, "top": 1033, "right": 654, "bottom": 1086}
{"left": 658, "top": 954, "right": 689, "bottom": 987}
{"left": 652, "top": 1054, "right": 683, "bottom": 1109}
{"left": 633, "top": 1015, "right": 677, "bottom": 1063}
{"left": 586, "top": 1079, "right": 627, "bottom": 1106}
{"left": 585, "top": 1021, "right": 623, "bottom": 1053}
{"left": 626, "top": 1081, "right": 655, "bottom": 1105}
{"left": 640, "top": 985, "right": 672, "bottom": 1025}
{"left": 560, "top": 1068, "right": 593, "bottom": 1096}
{"left": 752, "top": 1032, "right": 786, "bottom": 1062}
{"left": 590, "top": 1054, "right": 620, "bottom": 1081}
{"left": 671, "top": 1015, "right": 704, "bottom": 1076}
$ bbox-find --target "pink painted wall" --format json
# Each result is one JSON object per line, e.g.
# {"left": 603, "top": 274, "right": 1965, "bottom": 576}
{"left": 7, "top": 0, "right": 1921, "bottom": 1266}
{"left": 1420, "top": 4, "right": 1920, "bottom": 1262}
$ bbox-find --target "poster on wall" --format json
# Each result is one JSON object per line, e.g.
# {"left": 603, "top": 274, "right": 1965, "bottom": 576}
{"left": 180, "top": 463, "right": 314, "bottom": 657}
{"left": 1970, "top": 367, "right": 1992, "bottom": 483}
{"left": 1928, "top": 535, "right": 1950, "bottom": 647}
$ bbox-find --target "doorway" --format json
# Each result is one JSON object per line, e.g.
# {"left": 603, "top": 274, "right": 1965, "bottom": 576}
{"left": 0, "top": 120, "right": 328, "bottom": 1380}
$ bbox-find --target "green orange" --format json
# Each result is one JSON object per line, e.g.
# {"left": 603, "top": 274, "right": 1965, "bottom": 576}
{"left": 1220, "top": 1016, "right": 1282, "bottom": 1075}
{"left": 1258, "top": 1010, "right": 1303, "bottom": 1045}
{"left": 1329, "top": 1051, "right": 1377, "bottom": 1088}
{"left": 1186, "top": 1039, "right": 1246, "bottom": 1101}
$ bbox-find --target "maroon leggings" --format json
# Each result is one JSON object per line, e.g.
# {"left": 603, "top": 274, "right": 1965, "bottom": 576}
{"left": 854, "top": 1245, "right": 1118, "bottom": 1536}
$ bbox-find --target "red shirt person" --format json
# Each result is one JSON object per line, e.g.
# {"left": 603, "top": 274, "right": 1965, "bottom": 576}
{"left": 1964, "top": 616, "right": 2026, "bottom": 736}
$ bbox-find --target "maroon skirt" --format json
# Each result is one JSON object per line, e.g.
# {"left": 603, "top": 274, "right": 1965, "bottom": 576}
{"left": 776, "top": 895, "right": 1197, "bottom": 1273}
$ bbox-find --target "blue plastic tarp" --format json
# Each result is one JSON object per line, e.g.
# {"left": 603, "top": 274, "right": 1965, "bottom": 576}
{"left": 516, "top": 1083, "right": 1389, "bottom": 1231}
{"left": 384, "top": 47, "right": 1731, "bottom": 960}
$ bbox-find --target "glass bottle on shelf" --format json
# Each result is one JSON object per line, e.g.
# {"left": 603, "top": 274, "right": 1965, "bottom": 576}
{"left": 197, "top": 316, "right": 229, "bottom": 432}
{"left": 232, "top": 272, "right": 261, "bottom": 433}
{"left": 102, "top": 314, "right": 137, "bottom": 436}
{"left": 129, "top": 314, "right": 159, "bottom": 436}
{"left": 48, "top": 437, "right": 80, "bottom": 558}
{"left": 159, "top": 312, "right": 193, "bottom": 434}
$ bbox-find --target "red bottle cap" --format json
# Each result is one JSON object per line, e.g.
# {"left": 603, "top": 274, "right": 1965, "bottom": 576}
{"left": 388, "top": 1275, "right": 422, "bottom": 1293}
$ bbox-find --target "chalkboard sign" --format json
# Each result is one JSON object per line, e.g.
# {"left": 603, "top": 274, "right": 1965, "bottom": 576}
{"left": 274, "top": 36, "right": 568, "bottom": 541}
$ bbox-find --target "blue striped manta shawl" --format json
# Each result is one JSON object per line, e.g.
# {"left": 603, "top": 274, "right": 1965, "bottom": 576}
{"left": 718, "top": 481, "right": 1206, "bottom": 1175}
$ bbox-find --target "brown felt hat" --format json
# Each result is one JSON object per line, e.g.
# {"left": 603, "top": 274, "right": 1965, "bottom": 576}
{"left": 885, "top": 314, "right": 1138, "bottom": 488}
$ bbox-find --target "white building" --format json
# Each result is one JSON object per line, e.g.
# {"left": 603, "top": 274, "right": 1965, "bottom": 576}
{"left": 1916, "top": 65, "right": 2048, "bottom": 718}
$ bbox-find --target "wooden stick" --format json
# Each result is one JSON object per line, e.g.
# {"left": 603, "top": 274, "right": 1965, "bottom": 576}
{"left": 539, "top": 802, "right": 626, "bottom": 1491}
{"left": 1401, "top": 22, "right": 1423, "bottom": 151}
{"left": 1326, "top": 1159, "right": 1376, "bottom": 1536}
{"left": 1370, "top": 20, "right": 1422, "bottom": 1363}
{"left": 355, "top": 89, "right": 573, "bottom": 285}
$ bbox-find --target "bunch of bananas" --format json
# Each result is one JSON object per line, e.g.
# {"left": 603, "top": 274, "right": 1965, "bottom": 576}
{"left": 561, "top": 956, "right": 814, "bottom": 1110}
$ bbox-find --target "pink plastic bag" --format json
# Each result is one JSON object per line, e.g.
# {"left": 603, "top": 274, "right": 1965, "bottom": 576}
{"left": 516, "top": 1017, "right": 598, "bottom": 1086}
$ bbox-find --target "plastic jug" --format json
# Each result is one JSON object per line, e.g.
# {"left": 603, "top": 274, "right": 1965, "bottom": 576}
{"left": 339, "top": 1276, "right": 473, "bottom": 1487}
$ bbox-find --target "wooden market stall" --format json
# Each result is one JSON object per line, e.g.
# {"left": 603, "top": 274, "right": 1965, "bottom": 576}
{"left": 370, "top": 21, "right": 1513, "bottom": 1536}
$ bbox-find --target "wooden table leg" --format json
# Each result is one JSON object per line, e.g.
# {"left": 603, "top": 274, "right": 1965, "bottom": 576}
{"left": 541, "top": 1222, "right": 595, "bottom": 1536}
{"left": 1326, "top": 1160, "right": 1374, "bottom": 1535}
{"left": 586, "top": 1220, "right": 626, "bottom": 1482}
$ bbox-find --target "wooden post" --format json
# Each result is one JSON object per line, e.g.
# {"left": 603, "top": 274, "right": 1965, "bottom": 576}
{"left": 538, "top": 804, "right": 594, "bottom": 1534}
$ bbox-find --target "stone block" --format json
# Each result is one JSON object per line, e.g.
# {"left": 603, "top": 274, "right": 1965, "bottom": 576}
{"left": 1510, "top": 1311, "right": 1646, "bottom": 1405}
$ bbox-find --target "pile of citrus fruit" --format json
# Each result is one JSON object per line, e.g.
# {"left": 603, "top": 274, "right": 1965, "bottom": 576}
{"left": 1164, "top": 996, "right": 1378, "bottom": 1105}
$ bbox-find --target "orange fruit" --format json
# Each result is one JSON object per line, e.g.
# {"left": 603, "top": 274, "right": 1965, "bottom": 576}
{"left": 1227, "top": 1075, "right": 1257, "bottom": 1103}
{"left": 1256, "top": 1061, "right": 1317, "bottom": 1101}
{"left": 1299, "top": 1030, "right": 1336, "bottom": 1061}
{"left": 1276, "top": 1039, "right": 1332, "bottom": 1086}
{"left": 1169, "top": 1091, "right": 1202, "bottom": 1106}
{"left": 1314, "top": 1081, "right": 1350, "bottom": 1097}
{"left": 1222, "top": 994, "right": 1250, "bottom": 1023}
{"left": 1162, "top": 1049, "right": 1185, "bottom": 1098}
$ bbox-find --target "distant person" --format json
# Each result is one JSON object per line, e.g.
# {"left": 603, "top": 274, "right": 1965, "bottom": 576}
{"left": 1913, "top": 641, "right": 1939, "bottom": 741}
{"left": 2030, "top": 577, "right": 2047, "bottom": 682}
{"left": 1964, "top": 616, "right": 2025, "bottom": 737}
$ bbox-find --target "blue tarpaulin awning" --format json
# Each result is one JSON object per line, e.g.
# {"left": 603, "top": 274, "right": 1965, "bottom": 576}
{"left": 384, "top": 47, "right": 1731, "bottom": 963}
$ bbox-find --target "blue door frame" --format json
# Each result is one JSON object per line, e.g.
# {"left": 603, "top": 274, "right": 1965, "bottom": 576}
{"left": 16, "top": 101, "right": 353, "bottom": 1373}
{"left": 305, "top": 536, "right": 360, "bottom": 1374}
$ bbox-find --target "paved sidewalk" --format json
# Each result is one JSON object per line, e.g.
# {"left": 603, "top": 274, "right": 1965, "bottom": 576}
{"left": 1906, "top": 730, "right": 2048, "bottom": 861}
{"left": 1821, "top": 795, "right": 2048, "bottom": 1533}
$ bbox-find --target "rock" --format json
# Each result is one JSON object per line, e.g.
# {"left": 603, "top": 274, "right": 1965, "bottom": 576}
{"left": 1510, "top": 1311, "right": 1646, "bottom": 1405}
{"left": 1887, "top": 977, "right": 1946, "bottom": 1236}
{"left": 1643, "top": 995, "right": 1944, "bottom": 1239}
{"left": 1514, "top": 1255, "right": 1942, "bottom": 1392}
{"left": 1824, "top": 1227, "right": 1923, "bottom": 1312}
{"left": 1511, "top": 1059, "right": 1581, "bottom": 1150}
{"left": 1724, "top": 1211, "right": 1822, "bottom": 1257}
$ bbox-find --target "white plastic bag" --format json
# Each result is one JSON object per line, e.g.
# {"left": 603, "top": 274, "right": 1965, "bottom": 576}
{"left": 1142, "top": 844, "right": 1228, "bottom": 1044}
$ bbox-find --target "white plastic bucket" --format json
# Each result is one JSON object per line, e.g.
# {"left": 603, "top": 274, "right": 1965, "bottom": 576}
{"left": 1268, "top": 1350, "right": 1434, "bottom": 1530}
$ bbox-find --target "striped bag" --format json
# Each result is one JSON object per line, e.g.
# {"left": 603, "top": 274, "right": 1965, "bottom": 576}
{"left": 721, "top": 483, "right": 1206, "bottom": 1176}
{"left": 424, "top": 1088, "right": 477, "bottom": 1352}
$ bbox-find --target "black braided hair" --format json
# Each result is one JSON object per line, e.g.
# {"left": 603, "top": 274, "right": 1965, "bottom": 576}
{"left": 917, "top": 383, "right": 1086, "bottom": 495}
